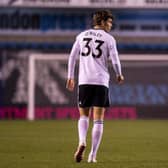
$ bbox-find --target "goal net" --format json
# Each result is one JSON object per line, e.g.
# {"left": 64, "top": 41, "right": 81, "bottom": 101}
{"left": 27, "top": 53, "right": 168, "bottom": 120}
{"left": 28, "top": 53, "right": 70, "bottom": 120}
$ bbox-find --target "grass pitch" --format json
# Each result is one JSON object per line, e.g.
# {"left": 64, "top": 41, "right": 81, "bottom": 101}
{"left": 0, "top": 120, "right": 168, "bottom": 168}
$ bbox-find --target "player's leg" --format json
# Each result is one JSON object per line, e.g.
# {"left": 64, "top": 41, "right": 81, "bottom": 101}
{"left": 74, "top": 85, "right": 93, "bottom": 162}
{"left": 88, "top": 107, "right": 105, "bottom": 163}
{"left": 74, "top": 107, "right": 91, "bottom": 162}
{"left": 78, "top": 107, "right": 91, "bottom": 146}
{"left": 88, "top": 85, "right": 109, "bottom": 163}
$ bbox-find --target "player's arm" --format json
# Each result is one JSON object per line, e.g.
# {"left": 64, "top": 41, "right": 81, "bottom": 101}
{"left": 66, "top": 38, "right": 80, "bottom": 91}
{"left": 113, "top": 64, "right": 124, "bottom": 84}
{"left": 108, "top": 37, "right": 124, "bottom": 84}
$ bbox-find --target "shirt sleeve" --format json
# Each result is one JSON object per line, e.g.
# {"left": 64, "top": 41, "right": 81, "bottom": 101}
{"left": 67, "top": 37, "right": 80, "bottom": 79}
{"left": 108, "top": 37, "right": 122, "bottom": 76}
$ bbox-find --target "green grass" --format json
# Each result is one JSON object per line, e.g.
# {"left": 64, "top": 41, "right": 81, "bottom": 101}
{"left": 0, "top": 120, "right": 168, "bottom": 168}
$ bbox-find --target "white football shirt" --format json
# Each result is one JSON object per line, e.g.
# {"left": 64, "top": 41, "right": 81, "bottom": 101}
{"left": 68, "top": 29, "right": 122, "bottom": 88}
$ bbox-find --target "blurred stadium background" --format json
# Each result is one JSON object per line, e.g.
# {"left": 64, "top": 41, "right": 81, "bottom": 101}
{"left": 0, "top": 0, "right": 168, "bottom": 120}
{"left": 0, "top": 1, "right": 168, "bottom": 168}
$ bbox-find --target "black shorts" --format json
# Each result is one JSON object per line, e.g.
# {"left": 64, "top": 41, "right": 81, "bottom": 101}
{"left": 78, "top": 84, "right": 109, "bottom": 108}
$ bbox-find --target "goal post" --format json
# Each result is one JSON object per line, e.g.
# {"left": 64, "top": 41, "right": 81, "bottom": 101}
{"left": 27, "top": 53, "right": 68, "bottom": 120}
{"left": 27, "top": 53, "right": 168, "bottom": 120}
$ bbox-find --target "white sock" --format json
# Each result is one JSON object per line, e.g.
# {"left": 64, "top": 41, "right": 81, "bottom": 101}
{"left": 78, "top": 116, "right": 89, "bottom": 146}
{"left": 89, "top": 120, "right": 104, "bottom": 159}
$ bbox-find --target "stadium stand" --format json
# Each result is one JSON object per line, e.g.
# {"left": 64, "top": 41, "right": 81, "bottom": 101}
{"left": 0, "top": 8, "right": 168, "bottom": 53}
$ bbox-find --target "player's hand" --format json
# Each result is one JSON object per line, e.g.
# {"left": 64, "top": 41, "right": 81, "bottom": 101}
{"left": 66, "top": 79, "right": 75, "bottom": 91}
{"left": 116, "top": 75, "right": 124, "bottom": 84}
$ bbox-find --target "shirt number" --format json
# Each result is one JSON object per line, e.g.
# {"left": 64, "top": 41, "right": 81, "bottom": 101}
{"left": 81, "top": 38, "right": 104, "bottom": 58}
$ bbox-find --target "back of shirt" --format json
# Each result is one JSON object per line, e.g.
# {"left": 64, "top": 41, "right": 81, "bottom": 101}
{"left": 68, "top": 29, "right": 120, "bottom": 88}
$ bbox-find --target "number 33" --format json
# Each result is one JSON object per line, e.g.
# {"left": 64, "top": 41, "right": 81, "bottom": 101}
{"left": 81, "top": 38, "right": 104, "bottom": 58}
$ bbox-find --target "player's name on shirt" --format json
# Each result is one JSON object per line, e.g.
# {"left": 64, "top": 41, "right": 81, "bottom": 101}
{"left": 84, "top": 30, "right": 102, "bottom": 38}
